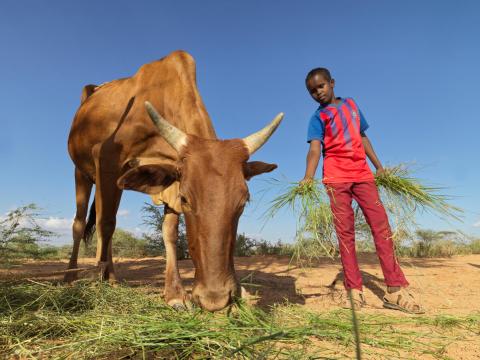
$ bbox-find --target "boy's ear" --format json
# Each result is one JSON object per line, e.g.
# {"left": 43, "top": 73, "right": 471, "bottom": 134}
{"left": 243, "top": 161, "right": 277, "bottom": 181}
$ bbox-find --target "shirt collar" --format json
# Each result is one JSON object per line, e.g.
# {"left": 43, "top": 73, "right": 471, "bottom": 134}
{"left": 318, "top": 97, "right": 344, "bottom": 110}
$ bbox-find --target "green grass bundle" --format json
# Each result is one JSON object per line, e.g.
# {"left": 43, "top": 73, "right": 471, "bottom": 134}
{"left": 263, "top": 179, "right": 337, "bottom": 259}
{"left": 264, "top": 164, "right": 463, "bottom": 260}
{"left": 264, "top": 179, "right": 325, "bottom": 219}
{"left": 375, "top": 165, "right": 463, "bottom": 221}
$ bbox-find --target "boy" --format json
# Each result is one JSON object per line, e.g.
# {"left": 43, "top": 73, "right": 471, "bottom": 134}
{"left": 301, "top": 68, "right": 423, "bottom": 314}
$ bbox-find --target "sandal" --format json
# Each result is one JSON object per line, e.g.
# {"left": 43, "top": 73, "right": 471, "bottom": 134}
{"left": 343, "top": 289, "right": 366, "bottom": 310}
{"left": 383, "top": 288, "right": 425, "bottom": 314}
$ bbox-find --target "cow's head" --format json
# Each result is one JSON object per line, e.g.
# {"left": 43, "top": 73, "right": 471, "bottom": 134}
{"left": 118, "top": 102, "right": 283, "bottom": 311}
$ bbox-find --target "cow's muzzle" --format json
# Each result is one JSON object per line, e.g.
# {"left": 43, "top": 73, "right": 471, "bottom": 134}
{"left": 192, "top": 279, "right": 239, "bottom": 312}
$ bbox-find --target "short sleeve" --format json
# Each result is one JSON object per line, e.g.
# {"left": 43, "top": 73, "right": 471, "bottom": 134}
{"left": 359, "top": 109, "right": 369, "bottom": 132}
{"left": 307, "top": 111, "right": 325, "bottom": 143}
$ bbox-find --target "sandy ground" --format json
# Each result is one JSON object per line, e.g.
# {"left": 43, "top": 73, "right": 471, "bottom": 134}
{"left": 2, "top": 254, "right": 480, "bottom": 358}
{"left": 3, "top": 253, "right": 479, "bottom": 315}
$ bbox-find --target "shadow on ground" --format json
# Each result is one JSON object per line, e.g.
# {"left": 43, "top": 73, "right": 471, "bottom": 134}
{"left": 329, "top": 270, "right": 387, "bottom": 301}
{"left": 1, "top": 255, "right": 476, "bottom": 312}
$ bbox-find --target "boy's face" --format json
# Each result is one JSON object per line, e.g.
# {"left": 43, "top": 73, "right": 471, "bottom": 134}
{"left": 306, "top": 73, "right": 335, "bottom": 106}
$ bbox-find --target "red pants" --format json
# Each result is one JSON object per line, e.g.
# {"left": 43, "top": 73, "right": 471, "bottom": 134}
{"left": 326, "top": 181, "right": 409, "bottom": 290}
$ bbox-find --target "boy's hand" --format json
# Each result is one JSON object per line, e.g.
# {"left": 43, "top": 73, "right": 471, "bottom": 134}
{"left": 299, "top": 177, "right": 314, "bottom": 186}
{"left": 375, "top": 167, "right": 386, "bottom": 177}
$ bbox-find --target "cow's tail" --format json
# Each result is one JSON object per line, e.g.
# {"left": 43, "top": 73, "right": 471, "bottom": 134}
{"left": 83, "top": 200, "right": 96, "bottom": 245}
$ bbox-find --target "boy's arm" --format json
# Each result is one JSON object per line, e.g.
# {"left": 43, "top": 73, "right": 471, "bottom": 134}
{"left": 301, "top": 139, "right": 322, "bottom": 183}
{"left": 361, "top": 133, "right": 385, "bottom": 175}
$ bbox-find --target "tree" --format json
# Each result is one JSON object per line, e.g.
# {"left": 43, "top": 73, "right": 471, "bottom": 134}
{"left": 410, "top": 229, "right": 460, "bottom": 257}
{"left": 112, "top": 228, "right": 148, "bottom": 258}
{"left": 141, "top": 203, "right": 189, "bottom": 259}
{"left": 234, "top": 233, "right": 257, "bottom": 256}
{"left": 0, "top": 204, "right": 56, "bottom": 259}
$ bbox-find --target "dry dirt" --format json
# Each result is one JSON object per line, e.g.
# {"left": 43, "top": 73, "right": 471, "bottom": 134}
{"left": 3, "top": 253, "right": 479, "bottom": 315}
{"left": 2, "top": 254, "right": 480, "bottom": 359}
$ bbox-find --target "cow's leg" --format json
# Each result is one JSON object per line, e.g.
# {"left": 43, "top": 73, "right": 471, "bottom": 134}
{"left": 65, "top": 168, "right": 93, "bottom": 282}
{"left": 95, "top": 228, "right": 114, "bottom": 269}
{"left": 94, "top": 152, "right": 123, "bottom": 282}
{"left": 95, "top": 185, "right": 122, "bottom": 282}
{"left": 163, "top": 206, "right": 188, "bottom": 308}
{"left": 96, "top": 236, "right": 115, "bottom": 278}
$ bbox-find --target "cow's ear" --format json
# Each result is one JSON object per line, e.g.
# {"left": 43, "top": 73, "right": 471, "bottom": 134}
{"left": 243, "top": 161, "right": 277, "bottom": 180}
{"left": 117, "top": 164, "right": 178, "bottom": 194}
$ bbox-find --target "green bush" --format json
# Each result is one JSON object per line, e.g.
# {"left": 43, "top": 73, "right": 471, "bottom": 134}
{"left": 234, "top": 233, "right": 257, "bottom": 256}
{"left": 112, "top": 229, "right": 148, "bottom": 258}
{"left": 141, "top": 203, "right": 189, "bottom": 259}
{"left": 0, "top": 204, "right": 57, "bottom": 262}
{"left": 235, "top": 233, "right": 294, "bottom": 257}
{"left": 394, "top": 230, "right": 475, "bottom": 258}
{"left": 469, "top": 238, "right": 480, "bottom": 254}
{"left": 78, "top": 229, "right": 148, "bottom": 258}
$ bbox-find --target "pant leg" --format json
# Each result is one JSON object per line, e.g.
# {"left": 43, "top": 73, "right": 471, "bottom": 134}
{"left": 351, "top": 181, "right": 409, "bottom": 287}
{"left": 326, "top": 182, "right": 363, "bottom": 290}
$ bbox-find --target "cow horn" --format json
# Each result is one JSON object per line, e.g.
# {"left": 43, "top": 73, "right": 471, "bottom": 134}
{"left": 145, "top": 101, "right": 187, "bottom": 152}
{"left": 243, "top": 113, "right": 284, "bottom": 155}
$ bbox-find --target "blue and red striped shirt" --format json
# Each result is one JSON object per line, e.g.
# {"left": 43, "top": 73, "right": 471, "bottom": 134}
{"left": 307, "top": 97, "right": 374, "bottom": 183}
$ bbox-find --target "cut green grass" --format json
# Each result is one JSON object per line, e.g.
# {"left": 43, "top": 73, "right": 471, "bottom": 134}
{"left": 375, "top": 165, "right": 463, "bottom": 222}
{"left": 263, "top": 179, "right": 338, "bottom": 260}
{"left": 263, "top": 164, "right": 463, "bottom": 261}
{"left": 1, "top": 281, "right": 478, "bottom": 359}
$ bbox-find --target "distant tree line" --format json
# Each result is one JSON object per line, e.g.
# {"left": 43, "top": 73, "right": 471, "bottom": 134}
{"left": 1, "top": 203, "right": 480, "bottom": 263}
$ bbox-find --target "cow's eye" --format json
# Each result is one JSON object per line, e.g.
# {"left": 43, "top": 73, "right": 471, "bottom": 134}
{"left": 179, "top": 194, "right": 192, "bottom": 211}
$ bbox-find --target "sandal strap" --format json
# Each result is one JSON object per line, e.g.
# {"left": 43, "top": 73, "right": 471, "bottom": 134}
{"left": 384, "top": 289, "right": 423, "bottom": 312}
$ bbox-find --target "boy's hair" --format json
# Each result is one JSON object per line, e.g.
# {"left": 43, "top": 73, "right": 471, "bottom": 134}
{"left": 305, "top": 67, "right": 332, "bottom": 84}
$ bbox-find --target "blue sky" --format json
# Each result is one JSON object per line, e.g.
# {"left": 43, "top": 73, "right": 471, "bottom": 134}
{"left": 1, "top": 0, "right": 479, "bottom": 245}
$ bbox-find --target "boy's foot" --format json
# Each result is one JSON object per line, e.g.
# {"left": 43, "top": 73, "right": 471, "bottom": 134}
{"left": 343, "top": 289, "right": 366, "bottom": 310}
{"left": 383, "top": 288, "right": 425, "bottom": 314}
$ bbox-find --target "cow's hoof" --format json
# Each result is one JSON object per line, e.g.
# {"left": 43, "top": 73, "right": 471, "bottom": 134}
{"left": 97, "top": 261, "right": 108, "bottom": 281}
{"left": 96, "top": 262, "right": 118, "bottom": 283}
{"left": 171, "top": 303, "right": 187, "bottom": 311}
{"left": 168, "top": 299, "right": 188, "bottom": 311}
{"left": 168, "top": 297, "right": 193, "bottom": 312}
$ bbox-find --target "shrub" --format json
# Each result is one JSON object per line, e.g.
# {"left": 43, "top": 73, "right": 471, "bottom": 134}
{"left": 395, "top": 230, "right": 473, "bottom": 258}
{"left": 235, "top": 233, "right": 295, "bottom": 257}
{"left": 78, "top": 229, "right": 148, "bottom": 258}
{"left": 0, "top": 204, "right": 56, "bottom": 262}
{"left": 141, "top": 203, "right": 189, "bottom": 259}
{"left": 469, "top": 238, "right": 480, "bottom": 254}
{"left": 234, "top": 233, "right": 257, "bottom": 256}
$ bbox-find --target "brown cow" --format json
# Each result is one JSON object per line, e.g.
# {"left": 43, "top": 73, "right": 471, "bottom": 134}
{"left": 66, "top": 50, "right": 283, "bottom": 311}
